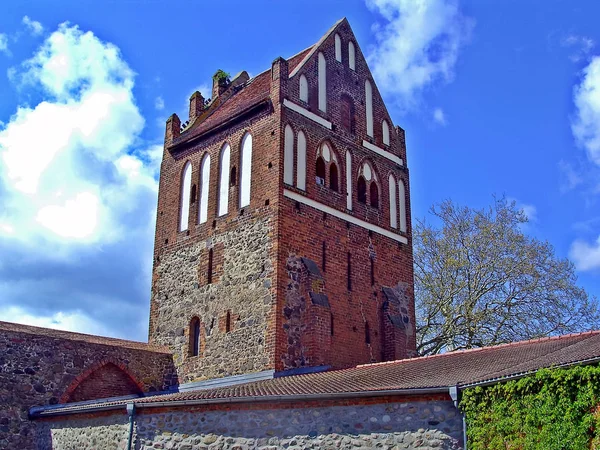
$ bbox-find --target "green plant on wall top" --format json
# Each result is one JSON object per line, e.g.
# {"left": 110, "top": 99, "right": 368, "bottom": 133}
{"left": 461, "top": 365, "right": 600, "bottom": 449}
{"left": 213, "top": 69, "right": 230, "bottom": 84}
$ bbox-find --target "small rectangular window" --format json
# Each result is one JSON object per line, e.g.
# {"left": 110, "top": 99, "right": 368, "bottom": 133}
{"left": 207, "top": 248, "right": 214, "bottom": 284}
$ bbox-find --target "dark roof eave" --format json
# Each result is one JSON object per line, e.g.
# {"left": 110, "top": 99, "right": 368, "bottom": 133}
{"left": 30, "top": 386, "right": 450, "bottom": 419}
{"left": 168, "top": 99, "right": 272, "bottom": 153}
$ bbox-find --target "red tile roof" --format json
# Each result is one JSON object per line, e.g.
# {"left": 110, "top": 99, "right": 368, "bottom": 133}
{"left": 170, "top": 44, "right": 315, "bottom": 149}
{"left": 0, "top": 321, "right": 170, "bottom": 353}
{"left": 32, "top": 331, "right": 600, "bottom": 417}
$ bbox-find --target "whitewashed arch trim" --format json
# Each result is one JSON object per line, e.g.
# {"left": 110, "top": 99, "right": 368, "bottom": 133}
{"left": 217, "top": 146, "right": 229, "bottom": 217}
{"left": 284, "top": 125, "right": 294, "bottom": 186}
{"left": 240, "top": 133, "right": 253, "bottom": 208}
{"left": 365, "top": 79, "right": 373, "bottom": 137}
{"left": 335, "top": 34, "right": 342, "bottom": 62}
{"left": 318, "top": 52, "right": 327, "bottom": 113}
{"left": 346, "top": 151, "right": 352, "bottom": 211}
{"left": 383, "top": 120, "right": 390, "bottom": 146}
{"left": 297, "top": 131, "right": 307, "bottom": 190}
{"left": 299, "top": 75, "right": 308, "bottom": 103}
{"left": 179, "top": 161, "right": 192, "bottom": 231}
{"left": 389, "top": 174, "right": 397, "bottom": 229}
{"left": 399, "top": 179, "right": 407, "bottom": 233}
{"left": 199, "top": 154, "right": 211, "bottom": 223}
{"left": 349, "top": 41, "right": 356, "bottom": 70}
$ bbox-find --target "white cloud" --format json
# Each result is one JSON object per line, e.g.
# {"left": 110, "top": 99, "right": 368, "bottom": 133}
{"left": 0, "top": 305, "right": 114, "bottom": 337}
{"left": 0, "top": 23, "right": 160, "bottom": 340}
{"left": 366, "top": 0, "right": 474, "bottom": 109}
{"left": 519, "top": 203, "right": 537, "bottom": 222}
{"left": 433, "top": 107, "right": 447, "bottom": 125}
{"left": 570, "top": 235, "right": 600, "bottom": 271}
{"left": 0, "top": 33, "right": 8, "bottom": 55}
{"left": 572, "top": 56, "right": 600, "bottom": 166}
{"left": 22, "top": 16, "right": 44, "bottom": 36}
{"left": 558, "top": 159, "right": 584, "bottom": 192}
{"left": 562, "top": 34, "right": 594, "bottom": 62}
{"left": 155, "top": 96, "right": 164, "bottom": 110}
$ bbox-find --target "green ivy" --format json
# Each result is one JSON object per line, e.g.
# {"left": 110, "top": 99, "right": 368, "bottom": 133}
{"left": 461, "top": 365, "right": 600, "bottom": 450}
{"left": 213, "top": 69, "right": 230, "bottom": 84}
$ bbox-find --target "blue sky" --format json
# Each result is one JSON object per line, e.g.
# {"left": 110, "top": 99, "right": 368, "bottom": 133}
{"left": 0, "top": 0, "right": 599, "bottom": 341}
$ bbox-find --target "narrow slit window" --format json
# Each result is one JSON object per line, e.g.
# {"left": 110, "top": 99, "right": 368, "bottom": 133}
{"left": 318, "top": 52, "right": 327, "bottom": 113}
{"left": 365, "top": 321, "right": 371, "bottom": 344}
{"left": 207, "top": 248, "right": 213, "bottom": 284}
{"left": 322, "top": 241, "right": 327, "bottom": 272}
{"left": 239, "top": 133, "right": 253, "bottom": 208}
{"left": 370, "top": 257, "right": 375, "bottom": 286}
{"left": 218, "top": 144, "right": 230, "bottom": 216}
{"left": 225, "top": 310, "right": 231, "bottom": 333}
{"left": 330, "top": 313, "right": 334, "bottom": 336}
{"left": 190, "top": 184, "right": 197, "bottom": 204}
{"left": 179, "top": 161, "right": 192, "bottom": 231}
{"left": 230, "top": 166, "right": 237, "bottom": 186}
{"left": 190, "top": 317, "right": 200, "bottom": 357}
{"left": 284, "top": 125, "right": 294, "bottom": 186}
{"left": 347, "top": 252, "right": 352, "bottom": 291}
{"left": 199, "top": 154, "right": 210, "bottom": 224}
{"left": 297, "top": 131, "right": 307, "bottom": 190}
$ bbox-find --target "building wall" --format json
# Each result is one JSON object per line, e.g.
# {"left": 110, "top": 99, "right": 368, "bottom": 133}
{"left": 149, "top": 74, "right": 283, "bottom": 382}
{"left": 275, "top": 21, "right": 416, "bottom": 370}
{"left": 36, "top": 395, "right": 464, "bottom": 450}
{"left": 0, "top": 322, "right": 175, "bottom": 450}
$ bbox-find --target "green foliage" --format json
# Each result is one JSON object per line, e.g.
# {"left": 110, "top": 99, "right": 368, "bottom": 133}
{"left": 213, "top": 69, "right": 230, "bottom": 84}
{"left": 461, "top": 365, "right": 600, "bottom": 449}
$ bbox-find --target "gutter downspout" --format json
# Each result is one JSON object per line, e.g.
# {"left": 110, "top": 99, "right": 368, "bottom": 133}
{"left": 449, "top": 385, "right": 467, "bottom": 450}
{"left": 126, "top": 403, "right": 135, "bottom": 450}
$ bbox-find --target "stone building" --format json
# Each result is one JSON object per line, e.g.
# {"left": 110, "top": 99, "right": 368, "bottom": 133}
{"left": 3, "top": 18, "right": 600, "bottom": 450}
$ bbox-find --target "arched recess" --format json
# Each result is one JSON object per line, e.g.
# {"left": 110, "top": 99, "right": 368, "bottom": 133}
{"left": 199, "top": 153, "right": 211, "bottom": 223}
{"left": 399, "top": 179, "right": 407, "bottom": 233}
{"left": 358, "top": 159, "right": 380, "bottom": 208}
{"left": 239, "top": 132, "right": 253, "bottom": 208}
{"left": 389, "top": 174, "right": 398, "bottom": 229}
{"left": 340, "top": 94, "right": 355, "bottom": 134}
{"left": 349, "top": 41, "right": 356, "bottom": 70}
{"left": 218, "top": 144, "right": 230, "bottom": 216}
{"left": 60, "top": 360, "right": 144, "bottom": 404}
{"left": 179, "top": 161, "right": 192, "bottom": 231}
{"left": 318, "top": 52, "right": 327, "bottom": 113}
{"left": 315, "top": 141, "right": 340, "bottom": 191}
{"left": 365, "top": 79, "right": 373, "bottom": 137}
{"left": 297, "top": 131, "right": 307, "bottom": 190}
{"left": 284, "top": 125, "right": 294, "bottom": 186}
{"left": 299, "top": 75, "right": 309, "bottom": 103}
{"left": 382, "top": 120, "right": 390, "bottom": 146}
{"left": 335, "top": 34, "right": 342, "bottom": 62}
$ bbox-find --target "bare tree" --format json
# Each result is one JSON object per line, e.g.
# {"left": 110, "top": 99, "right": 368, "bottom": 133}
{"left": 414, "top": 197, "right": 600, "bottom": 356}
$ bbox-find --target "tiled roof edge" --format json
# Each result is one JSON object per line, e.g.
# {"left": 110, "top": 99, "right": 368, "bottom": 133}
{"left": 356, "top": 330, "right": 600, "bottom": 369}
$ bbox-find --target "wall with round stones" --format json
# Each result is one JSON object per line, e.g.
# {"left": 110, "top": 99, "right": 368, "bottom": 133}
{"left": 38, "top": 397, "right": 464, "bottom": 449}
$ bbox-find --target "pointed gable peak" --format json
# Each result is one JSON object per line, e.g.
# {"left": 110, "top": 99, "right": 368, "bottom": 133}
{"left": 288, "top": 17, "right": 347, "bottom": 78}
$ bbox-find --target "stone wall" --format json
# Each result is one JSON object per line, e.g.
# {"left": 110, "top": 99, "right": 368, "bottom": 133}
{"left": 150, "top": 212, "right": 276, "bottom": 383}
{"left": 37, "top": 396, "right": 464, "bottom": 449}
{"left": 0, "top": 321, "right": 176, "bottom": 450}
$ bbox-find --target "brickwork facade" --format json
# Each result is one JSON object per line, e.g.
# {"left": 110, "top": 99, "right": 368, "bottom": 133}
{"left": 149, "top": 18, "right": 416, "bottom": 379}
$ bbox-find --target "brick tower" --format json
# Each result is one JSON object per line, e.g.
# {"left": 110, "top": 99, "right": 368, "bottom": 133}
{"left": 149, "top": 18, "right": 416, "bottom": 383}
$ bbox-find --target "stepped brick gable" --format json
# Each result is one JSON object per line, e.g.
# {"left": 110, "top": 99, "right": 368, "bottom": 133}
{"left": 149, "top": 18, "right": 416, "bottom": 382}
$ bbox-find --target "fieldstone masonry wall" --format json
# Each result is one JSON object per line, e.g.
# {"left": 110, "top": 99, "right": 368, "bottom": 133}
{"left": 38, "top": 398, "right": 463, "bottom": 449}
{"left": 0, "top": 322, "right": 176, "bottom": 450}
{"left": 150, "top": 213, "right": 276, "bottom": 382}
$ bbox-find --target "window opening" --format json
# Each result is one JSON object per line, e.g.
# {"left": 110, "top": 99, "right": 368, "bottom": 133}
{"left": 357, "top": 176, "right": 367, "bottom": 203}
{"left": 370, "top": 182, "right": 379, "bottom": 208}
{"left": 207, "top": 248, "right": 213, "bottom": 284}
{"left": 330, "top": 163, "right": 339, "bottom": 191}
{"left": 316, "top": 157, "right": 326, "bottom": 185}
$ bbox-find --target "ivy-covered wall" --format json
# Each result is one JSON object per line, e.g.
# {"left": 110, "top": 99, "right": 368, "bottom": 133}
{"left": 461, "top": 365, "right": 600, "bottom": 450}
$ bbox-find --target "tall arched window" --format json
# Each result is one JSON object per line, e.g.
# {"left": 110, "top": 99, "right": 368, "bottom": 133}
{"left": 284, "top": 125, "right": 294, "bottom": 186}
{"left": 316, "top": 157, "right": 326, "bottom": 185}
{"left": 239, "top": 133, "right": 253, "bottom": 208}
{"left": 357, "top": 176, "right": 367, "bottom": 203}
{"left": 382, "top": 120, "right": 390, "bottom": 146}
{"left": 389, "top": 175, "right": 397, "bottom": 229}
{"left": 349, "top": 41, "right": 356, "bottom": 71}
{"left": 189, "top": 317, "right": 201, "bottom": 357}
{"left": 399, "top": 179, "right": 407, "bottom": 233}
{"left": 370, "top": 182, "right": 379, "bottom": 209}
{"left": 179, "top": 161, "right": 192, "bottom": 231}
{"left": 297, "top": 131, "right": 307, "bottom": 190}
{"left": 199, "top": 154, "right": 210, "bottom": 223}
{"left": 346, "top": 151, "right": 352, "bottom": 210}
{"left": 330, "top": 163, "right": 339, "bottom": 192}
{"left": 365, "top": 80, "right": 373, "bottom": 137}
{"left": 318, "top": 52, "right": 327, "bottom": 113}
{"left": 335, "top": 34, "right": 342, "bottom": 62}
{"left": 299, "top": 74, "right": 309, "bottom": 103}
{"left": 218, "top": 145, "right": 230, "bottom": 216}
